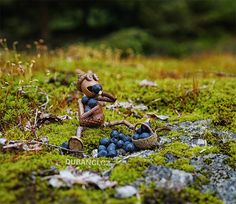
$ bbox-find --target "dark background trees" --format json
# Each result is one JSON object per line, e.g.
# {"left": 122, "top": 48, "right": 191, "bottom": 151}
{"left": 0, "top": 0, "right": 236, "bottom": 56}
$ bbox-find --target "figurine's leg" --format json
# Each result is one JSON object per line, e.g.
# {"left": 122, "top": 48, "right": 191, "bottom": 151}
{"left": 103, "top": 120, "right": 135, "bottom": 130}
{"left": 68, "top": 126, "right": 85, "bottom": 151}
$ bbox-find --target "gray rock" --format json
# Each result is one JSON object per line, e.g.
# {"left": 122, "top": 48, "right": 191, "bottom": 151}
{"left": 115, "top": 185, "right": 137, "bottom": 198}
{"left": 159, "top": 136, "right": 172, "bottom": 145}
{"left": 191, "top": 153, "right": 236, "bottom": 204}
{"left": 191, "top": 138, "right": 207, "bottom": 147}
{"left": 92, "top": 149, "right": 98, "bottom": 158}
{"left": 179, "top": 119, "right": 212, "bottom": 137}
{"left": 211, "top": 129, "right": 236, "bottom": 141}
{"left": 0, "top": 138, "right": 7, "bottom": 146}
{"left": 117, "top": 148, "right": 126, "bottom": 156}
{"left": 165, "top": 153, "right": 177, "bottom": 163}
{"left": 136, "top": 165, "right": 193, "bottom": 190}
{"left": 155, "top": 115, "right": 169, "bottom": 121}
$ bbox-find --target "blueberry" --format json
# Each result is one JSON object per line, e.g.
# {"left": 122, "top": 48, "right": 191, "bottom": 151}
{"left": 141, "top": 122, "right": 152, "bottom": 133}
{"left": 116, "top": 140, "right": 124, "bottom": 148}
{"left": 123, "top": 136, "right": 131, "bottom": 142}
{"left": 111, "top": 130, "right": 119, "bottom": 138}
{"left": 60, "top": 142, "right": 69, "bottom": 154}
{"left": 110, "top": 138, "right": 118, "bottom": 144}
{"left": 124, "top": 141, "right": 131, "bottom": 146}
{"left": 140, "top": 132, "right": 150, "bottom": 139}
{"left": 118, "top": 133, "right": 125, "bottom": 140}
{"left": 136, "top": 127, "right": 142, "bottom": 134}
{"left": 88, "top": 98, "right": 98, "bottom": 108}
{"left": 92, "top": 84, "right": 103, "bottom": 94}
{"left": 98, "top": 150, "right": 107, "bottom": 157}
{"left": 133, "top": 133, "right": 140, "bottom": 140}
{"left": 100, "top": 138, "right": 110, "bottom": 146}
{"left": 82, "top": 96, "right": 89, "bottom": 105}
{"left": 125, "top": 143, "right": 135, "bottom": 153}
{"left": 107, "top": 143, "right": 116, "bottom": 151}
{"left": 98, "top": 145, "right": 106, "bottom": 151}
{"left": 85, "top": 106, "right": 91, "bottom": 112}
{"left": 107, "top": 149, "right": 117, "bottom": 157}
{"left": 123, "top": 141, "right": 131, "bottom": 149}
{"left": 60, "top": 141, "right": 69, "bottom": 149}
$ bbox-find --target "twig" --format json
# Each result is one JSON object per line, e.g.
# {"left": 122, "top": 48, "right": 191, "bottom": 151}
{"left": 103, "top": 120, "right": 135, "bottom": 130}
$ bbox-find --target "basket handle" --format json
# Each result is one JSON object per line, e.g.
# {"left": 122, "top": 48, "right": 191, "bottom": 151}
{"left": 134, "top": 122, "right": 154, "bottom": 134}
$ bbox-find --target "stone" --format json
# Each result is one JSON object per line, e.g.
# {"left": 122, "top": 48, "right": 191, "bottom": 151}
{"left": 115, "top": 185, "right": 137, "bottom": 198}
{"left": 92, "top": 149, "right": 98, "bottom": 158}
{"left": 191, "top": 138, "right": 207, "bottom": 147}
{"left": 159, "top": 136, "right": 172, "bottom": 145}
{"left": 191, "top": 153, "right": 236, "bottom": 204}
{"left": 136, "top": 165, "right": 193, "bottom": 190}
{"left": 165, "top": 153, "right": 177, "bottom": 163}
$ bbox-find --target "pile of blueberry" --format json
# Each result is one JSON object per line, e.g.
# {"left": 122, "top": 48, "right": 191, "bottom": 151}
{"left": 82, "top": 84, "right": 103, "bottom": 112}
{"left": 133, "top": 122, "right": 152, "bottom": 140}
{"left": 98, "top": 130, "right": 136, "bottom": 157}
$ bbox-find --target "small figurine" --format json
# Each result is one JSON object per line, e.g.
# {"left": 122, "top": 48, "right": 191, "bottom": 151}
{"left": 68, "top": 71, "right": 134, "bottom": 152}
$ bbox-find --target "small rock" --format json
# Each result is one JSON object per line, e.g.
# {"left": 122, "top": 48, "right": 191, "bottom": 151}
{"left": 136, "top": 165, "right": 193, "bottom": 190}
{"left": 92, "top": 149, "right": 98, "bottom": 158}
{"left": 191, "top": 138, "right": 207, "bottom": 147}
{"left": 165, "top": 153, "right": 176, "bottom": 163}
{"left": 139, "top": 79, "right": 157, "bottom": 87}
{"left": 117, "top": 148, "right": 126, "bottom": 156}
{"left": 155, "top": 115, "right": 169, "bottom": 121}
{"left": 115, "top": 185, "right": 137, "bottom": 198}
{"left": 0, "top": 138, "right": 7, "bottom": 146}
{"left": 159, "top": 136, "right": 172, "bottom": 145}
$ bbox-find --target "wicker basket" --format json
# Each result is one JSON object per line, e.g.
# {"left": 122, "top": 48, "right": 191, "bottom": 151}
{"left": 132, "top": 122, "right": 158, "bottom": 149}
{"left": 79, "top": 105, "right": 105, "bottom": 127}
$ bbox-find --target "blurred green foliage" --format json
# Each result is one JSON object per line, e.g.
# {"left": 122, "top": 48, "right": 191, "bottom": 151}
{"left": 0, "top": 0, "right": 236, "bottom": 56}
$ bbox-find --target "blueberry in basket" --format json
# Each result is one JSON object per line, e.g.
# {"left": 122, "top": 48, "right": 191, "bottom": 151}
{"left": 140, "top": 132, "right": 150, "bottom": 139}
{"left": 141, "top": 122, "right": 152, "bottom": 133}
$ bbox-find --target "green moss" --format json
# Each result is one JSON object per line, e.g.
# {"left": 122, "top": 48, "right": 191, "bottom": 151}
{"left": 167, "top": 158, "right": 195, "bottom": 172}
{"left": 141, "top": 186, "right": 222, "bottom": 204}
{"left": 110, "top": 157, "right": 150, "bottom": 185}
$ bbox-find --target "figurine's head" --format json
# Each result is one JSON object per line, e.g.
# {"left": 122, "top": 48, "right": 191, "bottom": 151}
{"left": 77, "top": 71, "right": 102, "bottom": 97}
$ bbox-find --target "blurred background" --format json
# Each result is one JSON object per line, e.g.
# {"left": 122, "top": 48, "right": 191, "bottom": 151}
{"left": 0, "top": 0, "right": 236, "bottom": 56}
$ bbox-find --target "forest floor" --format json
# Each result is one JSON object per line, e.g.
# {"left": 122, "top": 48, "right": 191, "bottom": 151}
{"left": 0, "top": 41, "right": 236, "bottom": 204}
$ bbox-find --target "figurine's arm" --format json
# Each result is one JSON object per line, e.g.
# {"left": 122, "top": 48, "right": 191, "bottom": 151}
{"left": 78, "top": 99, "right": 85, "bottom": 116}
{"left": 96, "top": 92, "right": 117, "bottom": 103}
{"left": 79, "top": 98, "right": 100, "bottom": 120}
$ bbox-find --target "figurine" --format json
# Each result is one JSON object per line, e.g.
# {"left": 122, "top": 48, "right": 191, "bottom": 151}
{"left": 68, "top": 71, "right": 134, "bottom": 152}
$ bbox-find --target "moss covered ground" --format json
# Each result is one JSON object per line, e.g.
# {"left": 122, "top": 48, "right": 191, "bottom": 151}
{"left": 0, "top": 41, "right": 236, "bottom": 203}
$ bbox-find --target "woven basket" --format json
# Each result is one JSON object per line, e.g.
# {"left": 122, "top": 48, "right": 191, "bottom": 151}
{"left": 132, "top": 122, "right": 158, "bottom": 149}
{"left": 79, "top": 105, "right": 104, "bottom": 127}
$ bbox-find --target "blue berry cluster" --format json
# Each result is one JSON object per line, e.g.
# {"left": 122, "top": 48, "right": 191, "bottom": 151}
{"left": 81, "top": 84, "right": 103, "bottom": 112}
{"left": 133, "top": 122, "right": 152, "bottom": 140}
{"left": 98, "top": 130, "right": 136, "bottom": 157}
